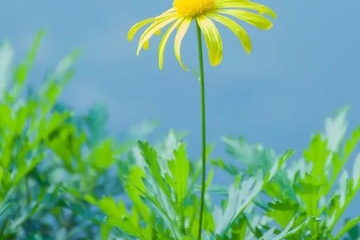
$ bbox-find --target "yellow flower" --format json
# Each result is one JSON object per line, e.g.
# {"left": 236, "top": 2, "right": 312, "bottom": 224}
{"left": 127, "top": 0, "right": 276, "bottom": 71}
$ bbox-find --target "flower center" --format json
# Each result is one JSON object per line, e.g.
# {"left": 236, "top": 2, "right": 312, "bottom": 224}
{"left": 173, "top": 0, "right": 215, "bottom": 17}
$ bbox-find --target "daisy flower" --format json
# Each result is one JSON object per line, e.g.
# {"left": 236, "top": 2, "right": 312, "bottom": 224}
{"left": 127, "top": 0, "right": 276, "bottom": 70}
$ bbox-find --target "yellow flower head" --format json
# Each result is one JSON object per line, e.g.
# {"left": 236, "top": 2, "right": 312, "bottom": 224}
{"left": 174, "top": 0, "right": 215, "bottom": 17}
{"left": 128, "top": 0, "right": 276, "bottom": 71}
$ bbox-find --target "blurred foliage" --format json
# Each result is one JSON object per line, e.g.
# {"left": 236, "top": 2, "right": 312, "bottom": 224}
{"left": 220, "top": 108, "right": 360, "bottom": 240}
{"left": 1, "top": 33, "right": 359, "bottom": 240}
{"left": 0, "top": 32, "right": 137, "bottom": 239}
{"left": 88, "top": 130, "right": 304, "bottom": 239}
{"left": 88, "top": 111, "right": 360, "bottom": 239}
{"left": 90, "top": 108, "right": 360, "bottom": 240}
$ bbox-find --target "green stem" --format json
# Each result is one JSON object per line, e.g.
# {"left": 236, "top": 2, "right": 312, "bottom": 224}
{"left": 196, "top": 21, "right": 207, "bottom": 240}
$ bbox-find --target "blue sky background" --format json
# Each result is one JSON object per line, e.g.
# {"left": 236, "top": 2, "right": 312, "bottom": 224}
{"left": 1, "top": 0, "right": 360, "bottom": 227}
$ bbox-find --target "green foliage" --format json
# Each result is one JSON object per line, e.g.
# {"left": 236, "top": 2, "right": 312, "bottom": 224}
{"left": 222, "top": 108, "right": 360, "bottom": 239}
{"left": 87, "top": 108, "right": 360, "bottom": 240}
{"left": 1, "top": 33, "right": 359, "bottom": 240}
{"left": 88, "top": 131, "right": 303, "bottom": 239}
{"left": 0, "top": 32, "right": 131, "bottom": 239}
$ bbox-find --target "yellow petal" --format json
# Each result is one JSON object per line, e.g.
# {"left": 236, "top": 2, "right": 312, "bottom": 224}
{"left": 174, "top": 18, "right": 192, "bottom": 71}
{"left": 143, "top": 40, "right": 150, "bottom": 50}
{"left": 127, "top": 18, "right": 154, "bottom": 42}
{"left": 208, "top": 13, "right": 252, "bottom": 54}
{"left": 217, "top": 9, "right": 273, "bottom": 30}
{"left": 196, "top": 16, "right": 223, "bottom": 66}
{"left": 158, "top": 19, "right": 183, "bottom": 70}
{"left": 216, "top": 1, "right": 277, "bottom": 19}
{"left": 157, "top": 7, "right": 177, "bottom": 18}
{"left": 137, "top": 14, "right": 178, "bottom": 55}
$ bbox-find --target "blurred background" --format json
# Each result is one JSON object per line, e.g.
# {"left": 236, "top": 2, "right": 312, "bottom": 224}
{"left": 1, "top": 0, "right": 360, "bottom": 222}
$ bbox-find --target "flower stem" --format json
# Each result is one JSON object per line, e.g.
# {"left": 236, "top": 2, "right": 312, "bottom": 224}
{"left": 196, "top": 21, "right": 207, "bottom": 240}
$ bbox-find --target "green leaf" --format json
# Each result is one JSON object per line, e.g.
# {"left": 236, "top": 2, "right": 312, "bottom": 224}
{"left": 223, "top": 137, "right": 295, "bottom": 199}
{"left": 267, "top": 199, "right": 299, "bottom": 228}
{"left": 230, "top": 217, "right": 247, "bottom": 240}
{"left": 261, "top": 217, "right": 310, "bottom": 240}
{"left": 352, "top": 154, "right": 360, "bottom": 189}
{"left": 138, "top": 141, "right": 162, "bottom": 180}
{"left": 166, "top": 144, "right": 190, "bottom": 206}
{"left": 8, "top": 30, "right": 45, "bottom": 102}
{"left": 335, "top": 216, "right": 360, "bottom": 240}
{"left": 89, "top": 139, "right": 115, "bottom": 170}
{"left": 138, "top": 141, "right": 169, "bottom": 195}
{"left": 125, "top": 166, "right": 150, "bottom": 221}
{"left": 303, "top": 134, "right": 330, "bottom": 181}
{"left": 345, "top": 223, "right": 360, "bottom": 240}
{"left": 0, "top": 104, "right": 14, "bottom": 132}
{"left": 211, "top": 158, "right": 239, "bottom": 175}
{"left": 87, "top": 196, "right": 149, "bottom": 239}
{"left": 215, "top": 149, "right": 288, "bottom": 236}
{"left": 100, "top": 224, "right": 113, "bottom": 240}
{"left": 214, "top": 172, "right": 264, "bottom": 236}
{"left": 13, "top": 153, "right": 44, "bottom": 185}
{"left": 338, "top": 126, "right": 360, "bottom": 178}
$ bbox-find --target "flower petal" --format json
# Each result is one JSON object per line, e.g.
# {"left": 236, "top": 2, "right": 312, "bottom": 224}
{"left": 216, "top": 1, "right": 277, "bottom": 19}
{"left": 127, "top": 18, "right": 154, "bottom": 42}
{"left": 174, "top": 18, "right": 192, "bottom": 71}
{"left": 143, "top": 40, "right": 150, "bottom": 50}
{"left": 156, "top": 7, "right": 177, "bottom": 18}
{"left": 217, "top": 9, "right": 273, "bottom": 30}
{"left": 137, "top": 14, "right": 178, "bottom": 55}
{"left": 196, "top": 16, "right": 223, "bottom": 66}
{"left": 208, "top": 13, "right": 252, "bottom": 54}
{"left": 158, "top": 19, "right": 183, "bottom": 70}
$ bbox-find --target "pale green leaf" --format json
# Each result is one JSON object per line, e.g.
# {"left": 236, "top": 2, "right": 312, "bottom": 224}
{"left": 335, "top": 216, "right": 360, "bottom": 240}
{"left": 324, "top": 107, "right": 349, "bottom": 152}
{"left": 0, "top": 41, "right": 13, "bottom": 98}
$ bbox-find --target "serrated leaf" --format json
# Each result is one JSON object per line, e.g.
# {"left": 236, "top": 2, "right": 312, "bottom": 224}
{"left": 215, "top": 151, "right": 286, "bottom": 236}
{"left": 264, "top": 149, "right": 293, "bottom": 185}
{"left": 214, "top": 172, "right": 264, "bottom": 236}
{"left": 87, "top": 196, "right": 149, "bottom": 239}
{"left": 125, "top": 166, "right": 150, "bottom": 221}
{"left": 138, "top": 141, "right": 163, "bottom": 185}
{"left": 303, "top": 134, "right": 330, "bottom": 181}
{"left": 166, "top": 144, "right": 189, "bottom": 206}
{"left": 267, "top": 199, "right": 299, "bottom": 228}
